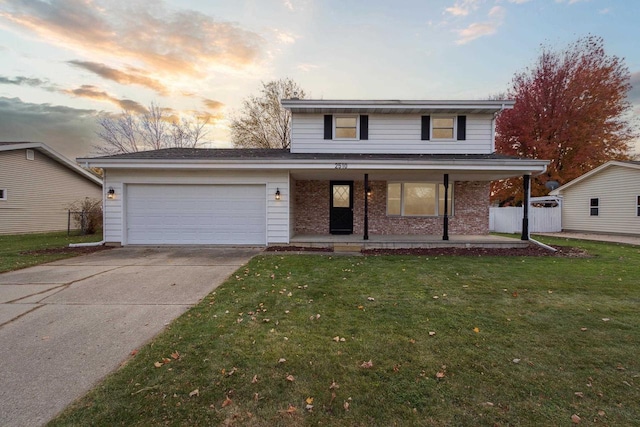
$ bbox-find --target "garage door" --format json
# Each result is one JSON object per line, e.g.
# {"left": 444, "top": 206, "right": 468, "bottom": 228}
{"left": 126, "top": 184, "right": 266, "bottom": 245}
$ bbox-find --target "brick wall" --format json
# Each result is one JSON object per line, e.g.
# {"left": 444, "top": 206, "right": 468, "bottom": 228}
{"left": 293, "top": 180, "right": 490, "bottom": 235}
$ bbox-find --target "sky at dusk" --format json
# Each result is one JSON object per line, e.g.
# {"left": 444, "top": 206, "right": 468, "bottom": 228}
{"left": 0, "top": 0, "right": 639, "bottom": 160}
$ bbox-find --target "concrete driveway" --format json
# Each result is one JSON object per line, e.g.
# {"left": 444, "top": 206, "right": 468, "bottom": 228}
{"left": 0, "top": 246, "right": 260, "bottom": 427}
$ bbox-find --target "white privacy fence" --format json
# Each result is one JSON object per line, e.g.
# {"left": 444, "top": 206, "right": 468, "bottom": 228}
{"left": 489, "top": 197, "right": 562, "bottom": 233}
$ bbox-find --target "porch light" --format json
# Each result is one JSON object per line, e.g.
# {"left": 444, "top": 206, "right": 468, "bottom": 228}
{"left": 107, "top": 187, "right": 115, "bottom": 199}
{"left": 366, "top": 187, "right": 372, "bottom": 197}
{"left": 275, "top": 188, "right": 281, "bottom": 200}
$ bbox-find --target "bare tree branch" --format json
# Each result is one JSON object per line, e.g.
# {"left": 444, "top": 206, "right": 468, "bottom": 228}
{"left": 230, "top": 78, "right": 307, "bottom": 149}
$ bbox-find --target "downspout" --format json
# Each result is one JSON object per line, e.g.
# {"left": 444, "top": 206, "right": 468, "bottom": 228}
{"left": 522, "top": 164, "right": 555, "bottom": 251}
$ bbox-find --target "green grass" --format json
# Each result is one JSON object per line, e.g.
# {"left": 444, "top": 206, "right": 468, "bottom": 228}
{"left": 0, "top": 231, "right": 103, "bottom": 273}
{"left": 50, "top": 237, "right": 640, "bottom": 426}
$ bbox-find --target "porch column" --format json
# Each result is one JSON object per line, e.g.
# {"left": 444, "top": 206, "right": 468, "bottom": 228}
{"left": 521, "top": 174, "right": 530, "bottom": 240}
{"left": 442, "top": 174, "right": 449, "bottom": 241}
{"left": 364, "top": 173, "right": 369, "bottom": 240}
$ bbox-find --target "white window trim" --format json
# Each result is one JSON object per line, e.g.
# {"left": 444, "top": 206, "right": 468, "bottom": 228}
{"left": 26, "top": 149, "right": 34, "bottom": 160}
{"left": 386, "top": 182, "right": 454, "bottom": 217}
{"left": 0, "top": 189, "right": 7, "bottom": 201}
{"left": 431, "top": 115, "right": 457, "bottom": 141}
{"left": 333, "top": 115, "right": 360, "bottom": 141}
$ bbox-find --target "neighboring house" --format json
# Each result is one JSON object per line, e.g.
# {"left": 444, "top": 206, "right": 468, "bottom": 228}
{"left": 0, "top": 142, "right": 103, "bottom": 234}
{"left": 79, "top": 99, "right": 548, "bottom": 246}
{"left": 549, "top": 160, "right": 640, "bottom": 236}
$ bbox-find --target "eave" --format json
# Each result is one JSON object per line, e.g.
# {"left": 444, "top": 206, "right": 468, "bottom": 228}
{"left": 281, "top": 99, "right": 515, "bottom": 115}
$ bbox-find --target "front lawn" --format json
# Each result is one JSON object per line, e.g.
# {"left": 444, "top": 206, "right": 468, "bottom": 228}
{"left": 0, "top": 231, "right": 104, "bottom": 273}
{"left": 50, "top": 237, "right": 640, "bottom": 426}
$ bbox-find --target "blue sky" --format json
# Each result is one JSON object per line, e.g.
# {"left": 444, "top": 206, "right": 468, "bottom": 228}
{"left": 0, "top": 0, "right": 638, "bottom": 159}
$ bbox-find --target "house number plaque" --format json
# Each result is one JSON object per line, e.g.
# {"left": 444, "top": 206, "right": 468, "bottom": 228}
{"left": 334, "top": 163, "right": 348, "bottom": 169}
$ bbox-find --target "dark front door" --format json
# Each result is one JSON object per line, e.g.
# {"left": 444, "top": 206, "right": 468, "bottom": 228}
{"left": 330, "top": 181, "right": 353, "bottom": 234}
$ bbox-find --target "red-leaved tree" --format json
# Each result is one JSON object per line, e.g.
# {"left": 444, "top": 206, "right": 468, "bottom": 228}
{"left": 492, "top": 36, "right": 637, "bottom": 205}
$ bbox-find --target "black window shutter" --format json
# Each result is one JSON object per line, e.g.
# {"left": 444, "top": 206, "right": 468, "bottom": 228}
{"left": 457, "top": 115, "right": 466, "bottom": 140}
{"left": 324, "top": 115, "right": 332, "bottom": 139}
{"left": 360, "top": 115, "right": 369, "bottom": 140}
{"left": 421, "top": 116, "right": 430, "bottom": 140}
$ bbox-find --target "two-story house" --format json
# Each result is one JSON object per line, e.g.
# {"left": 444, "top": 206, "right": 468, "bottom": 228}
{"left": 80, "top": 99, "right": 548, "bottom": 247}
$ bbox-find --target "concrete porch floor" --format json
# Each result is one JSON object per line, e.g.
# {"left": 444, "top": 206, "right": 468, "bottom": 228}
{"left": 288, "top": 234, "right": 529, "bottom": 251}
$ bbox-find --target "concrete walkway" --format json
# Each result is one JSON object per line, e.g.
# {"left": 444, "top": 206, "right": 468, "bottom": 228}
{"left": 0, "top": 247, "right": 260, "bottom": 427}
{"left": 533, "top": 232, "right": 640, "bottom": 246}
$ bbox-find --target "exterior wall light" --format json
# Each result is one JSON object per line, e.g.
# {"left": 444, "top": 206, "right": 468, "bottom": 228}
{"left": 366, "top": 187, "right": 372, "bottom": 197}
{"left": 275, "top": 188, "right": 281, "bottom": 200}
{"left": 107, "top": 187, "right": 115, "bottom": 199}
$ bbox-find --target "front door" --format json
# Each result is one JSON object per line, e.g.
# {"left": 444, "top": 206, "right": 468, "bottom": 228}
{"left": 330, "top": 181, "right": 353, "bottom": 234}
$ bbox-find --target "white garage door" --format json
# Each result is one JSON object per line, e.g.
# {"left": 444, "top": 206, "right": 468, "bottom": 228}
{"left": 126, "top": 184, "right": 266, "bottom": 245}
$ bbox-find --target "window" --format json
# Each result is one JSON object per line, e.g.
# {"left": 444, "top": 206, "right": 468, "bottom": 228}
{"left": 590, "top": 198, "right": 599, "bottom": 216}
{"left": 0, "top": 189, "right": 6, "bottom": 200}
{"left": 26, "top": 149, "right": 34, "bottom": 160}
{"left": 637, "top": 196, "right": 640, "bottom": 217}
{"left": 387, "top": 182, "right": 453, "bottom": 216}
{"left": 432, "top": 117, "right": 455, "bottom": 139}
{"left": 334, "top": 116, "right": 358, "bottom": 139}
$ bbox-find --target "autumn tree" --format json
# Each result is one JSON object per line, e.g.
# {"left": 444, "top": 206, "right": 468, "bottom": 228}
{"left": 492, "top": 36, "right": 637, "bottom": 205}
{"left": 95, "top": 102, "right": 210, "bottom": 155}
{"left": 230, "top": 78, "right": 307, "bottom": 149}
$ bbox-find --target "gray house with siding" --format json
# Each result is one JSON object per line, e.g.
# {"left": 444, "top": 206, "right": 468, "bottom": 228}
{"left": 79, "top": 99, "right": 548, "bottom": 247}
{"left": 550, "top": 160, "right": 640, "bottom": 236}
{"left": 0, "top": 142, "right": 103, "bottom": 234}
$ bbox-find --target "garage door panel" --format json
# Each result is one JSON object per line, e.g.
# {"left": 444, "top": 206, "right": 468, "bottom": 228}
{"left": 126, "top": 184, "right": 266, "bottom": 245}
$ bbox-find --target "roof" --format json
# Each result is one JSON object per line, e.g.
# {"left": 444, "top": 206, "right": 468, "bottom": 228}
{"left": 550, "top": 160, "right": 640, "bottom": 195}
{"left": 281, "top": 99, "right": 515, "bottom": 114}
{"left": 0, "top": 142, "right": 103, "bottom": 186}
{"left": 80, "top": 148, "right": 529, "bottom": 162}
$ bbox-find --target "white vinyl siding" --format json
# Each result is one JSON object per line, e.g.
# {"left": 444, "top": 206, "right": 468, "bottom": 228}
{"left": 291, "top": 113, "right": 493, "bottom": 154}
{"left": 0, "top": 149, "right": 102, "bottom": 234}
{"left": 560, "top": 165, "right": 640, "bottom": 235}
{"left": 104, "top": 169, "right": 289, "bottom": 245}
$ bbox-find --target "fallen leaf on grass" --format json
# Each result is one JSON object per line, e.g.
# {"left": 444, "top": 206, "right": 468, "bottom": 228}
{"left": 251, "top": 374, "right": 259, "bottom": 383}
{"left": 571, "top": 413, "right": 581, "bottom": 423}
{"left": 435, "top": 371, "right": 445, "bottom": 379}
{"left": 189, "top": 389, "right": 199, "bottom": 397}
{"left": 360, "top": 360, "right": 373, "bottom": 369}
{"left": 597, "top": 410, "right": 605, "bottom": 416}
{"left": 286, "top": 374, "right": 295, "bottom": 382}
{"left": 154, "top": 361, "right": 163, "bottom": 368}
{"left": 333, "top": 336, "right": 340, "bottom": 342}
{"left": 329, "top": 381, "right": 339, "bottom": 390}
{"left": 284, "top": 404, "right": 297, "bottom": 414}
{"left": 130, "top": 349, "right": 138, "bottom": 356}
{"left": 226, "top": 367, "right": 237, "bottom": 376}
{"left": 512, "top": 358, "right": 521, "bottom": 364}
{"left": 574, "top": 392, "right": 584, "bottom": 398}
{"left": 170, "top": 351, "right": 180, "bottom": 360}
{"left": 367, "top": 297, "right": 375, "bottom": 301}
{"left": 278, "top": 358, "right": 287, "bottom": 364}
{"left": 306, "top": 397, "right": 314, "bottom": 404}
{"left": 481, "top": 402, "right": 494, "bottom": 407}
{"left": 222, "top": 396, "right": 233, "bottom": 407}
{"left": 429, "top": 331, "right": 436, "bottom": 336}
{"left": 602, "top": 318, "right": 610, "bottom": 322}
{"left": 473, "top": 327, "right": 480, "bottom": 333}
{"left": 580, "top": 327, "right": 588, "bottom": 331}
{"left": 410, "top": 338, "right": 417, "bottom": 343}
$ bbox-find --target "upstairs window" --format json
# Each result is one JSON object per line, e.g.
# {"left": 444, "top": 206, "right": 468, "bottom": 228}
{"left": 387, "top": 182, "right": 453, "bottom": 217}
{"left": 421, "top": 115, "right": 466, "bottom": 141}
{"left": 432, "top": 117, "right": 455, "bottom": 139}
{"left": 636, "top": 196, "right": 640, "bottom": 217}
{"left": 590, "top": 198, "right": 599, "bottom": 216}
{"left": 324, "top": 115, "right": 368, "bottom": 140}
{"left": 335, "top": 116, "right": 358, "bottom": 139}
{"left": 0, "top": 189, "right": 6, "bottom": 200}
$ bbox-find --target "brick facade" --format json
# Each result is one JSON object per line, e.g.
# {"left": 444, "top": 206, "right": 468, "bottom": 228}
{"left": 293, "top": 179, "right": 490, "bottom": 235}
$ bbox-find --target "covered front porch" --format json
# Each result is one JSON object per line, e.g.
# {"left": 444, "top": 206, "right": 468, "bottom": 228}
{"left": 289, "top": 233, "right": 529, "bottom": 251}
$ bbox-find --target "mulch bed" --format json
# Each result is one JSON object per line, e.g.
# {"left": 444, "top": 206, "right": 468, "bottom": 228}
{"left": 363, "top": 244, "right": 590, "bottom": 257}
{"left": 265, "top": 244, "right": 589, "bottom": 257}
{"left": 20, "top": 245, "right": 114, "bottom": 256}
{"left": 264, "top": 246, "right": 334, "bottom": 253}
